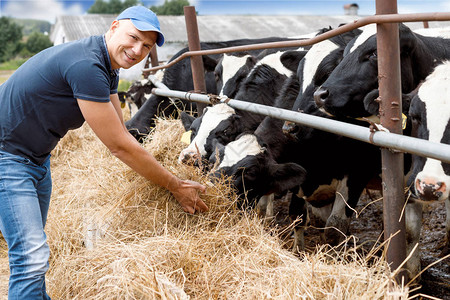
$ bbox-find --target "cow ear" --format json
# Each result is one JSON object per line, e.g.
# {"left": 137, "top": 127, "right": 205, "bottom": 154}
{"left": 202, "top": 55, "right": 218, "bottom": 72}
{"left": 246, "top": 55, "right": 258, "bottom": 67}
{"left": 268, "top": 162, "right": 307, "bottom": 194}
{"left": 180, "top": 111, "right": 195, "bottom": 131}
{"left": 363, "top": 89, "right": 380, "bottom": 116}
{"left": 280, "top": 50, "right": 308, "bottom": 72}
{"left": 209, "top": 140, "right": 225, "bottom": 167}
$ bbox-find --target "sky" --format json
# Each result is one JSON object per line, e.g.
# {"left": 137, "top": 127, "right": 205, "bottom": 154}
{"left": 0, "top": 0, "right": 449, "bottom": 24}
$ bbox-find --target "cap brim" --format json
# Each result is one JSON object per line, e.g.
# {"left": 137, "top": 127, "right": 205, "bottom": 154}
{"left": 130, "top": 19, "right": 165, "bottom": 47}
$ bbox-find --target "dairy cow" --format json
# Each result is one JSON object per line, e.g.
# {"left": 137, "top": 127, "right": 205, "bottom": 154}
{"left": 209, "top": 75, "right": 312, "bottom": 248}
{"left": 405, "top": 61, "right": 450, "bottom": 278}
{"left": 283, "top": 26, "right": 362, "bottom": 134}
{"left": 178, "top": 49, "right": 307, "bottom": 165}
{"left": 125, "top": 37, "right": 298, "bottom": 141}
{"left": 209, "top": 29, "right": 388, "bottom": 252}
{"left": 314, "top": 23, "right": 450, "bottom": 119}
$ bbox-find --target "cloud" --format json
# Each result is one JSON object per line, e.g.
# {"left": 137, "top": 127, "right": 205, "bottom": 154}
{"left": 397, "top": 1, "right": 447, "bottom": 14}
{"left": 442, "top": 0, "right": 450, "bottom": 10}
{"left": 3, "top": 0, "right": 84, "bottom": 23}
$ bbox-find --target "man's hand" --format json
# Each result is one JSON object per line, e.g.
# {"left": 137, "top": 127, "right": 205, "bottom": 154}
{"left": 169, "top": 179, "right": 208, "bottom": 214}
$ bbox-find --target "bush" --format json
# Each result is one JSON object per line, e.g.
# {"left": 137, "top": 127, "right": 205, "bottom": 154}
{"left": 26, "top": 32, "right": 53, "bottom": 54}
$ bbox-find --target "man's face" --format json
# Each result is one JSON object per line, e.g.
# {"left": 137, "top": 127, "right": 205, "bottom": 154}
{"left": 107, "top": 19, "right": 157, "bottom": 70}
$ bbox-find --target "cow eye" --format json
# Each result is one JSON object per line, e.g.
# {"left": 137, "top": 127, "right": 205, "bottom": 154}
{"left": 410, "top": 114, "right": 421, "bottom": 124}
{"left": 363, "top": 51, "right": 377, "bottom": 62}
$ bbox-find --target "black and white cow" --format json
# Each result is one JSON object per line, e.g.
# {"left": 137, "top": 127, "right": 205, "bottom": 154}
{"left": 282, "top": 26, "right": 362, "bottom": 135}
{"left": 209, "top": 75, "right": 312, "bottom": 248}
{"left": 215, "top": 52, "right": 258, "bottom": 98}
{"left": 209, "top": 29, "right": 388, "bottom": 252}
{"left": 119, "top": 70, "right": 166, "bottom": 116}
{"left": 178, "top": 49, "right": 307, "bottom": 165}
{"left": 216, "top": 47, "right": 308, "bottom": 98}
{"left": 405, "top": 61, "right": 450, "bottom": 278}
{"left": 125, "top": 37, "right": 298, "bottom": 141}
{"left": 313, "top": 23, "right": 450, "bottom": 119}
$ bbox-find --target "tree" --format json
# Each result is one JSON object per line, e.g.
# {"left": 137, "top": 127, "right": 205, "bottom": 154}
{"left": 0, "top": 17, "right": 23, "bottom": 63}
{"left": 88, "top": 0, "right": 141, "bottom": 14}
{"left": 150, "top": 0, "right": 190, "bottom": 15}
{"left": 26, "top": 32, "right": 53, "bottom": 54}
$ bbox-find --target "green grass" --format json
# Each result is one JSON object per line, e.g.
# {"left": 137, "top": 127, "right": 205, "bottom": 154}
{"left": 118, "top": 79, "right": 132, "bottom": 92}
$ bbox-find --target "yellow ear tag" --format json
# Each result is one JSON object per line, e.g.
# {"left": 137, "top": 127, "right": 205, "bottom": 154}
{"left": 121, "top": 102, "right": 125, "bottom": 109}
{"left": 180, "top": 130, "right": 192, "bottom": 145}
{"left": 402, "top": 113, "right": 407, "bottom": 130}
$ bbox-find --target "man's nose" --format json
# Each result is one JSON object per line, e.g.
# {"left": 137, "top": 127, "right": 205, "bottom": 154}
{"left": 132, "top": 43, "right": 144, "bottom": 56}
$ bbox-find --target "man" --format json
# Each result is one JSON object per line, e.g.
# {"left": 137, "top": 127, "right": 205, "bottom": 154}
{"left": 0, "top": 6, "right": 208, "bottom": 299}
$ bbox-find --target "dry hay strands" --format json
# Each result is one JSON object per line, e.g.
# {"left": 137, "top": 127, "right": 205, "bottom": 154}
{"left": 45, "top": 117, "right": 409, "bottom": 299}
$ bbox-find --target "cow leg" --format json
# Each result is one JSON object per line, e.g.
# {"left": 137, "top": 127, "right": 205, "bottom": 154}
{"left": 405, "top": 200, "right": 423, "bottom": 281}
{"left": 289, "top": 194, "right": 309, "bottom": 253}
{"left": 324, "top": 177, "right": 351, "bottom": 245}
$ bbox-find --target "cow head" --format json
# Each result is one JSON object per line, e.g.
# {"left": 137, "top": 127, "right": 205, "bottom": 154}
{"left": 178, "top": 103, "right": 242, "bottom": 166}
{"left": 314, "top": 23, "right": 434, "bottom": 119}
{"left": 283, "top": 27, "right": 362, "bottom": 138}
{"left": 209, "top": 133, "right": 307, "bottom": 205}
{"left": 215, "top": 53, "right": 257, "bottom": 98}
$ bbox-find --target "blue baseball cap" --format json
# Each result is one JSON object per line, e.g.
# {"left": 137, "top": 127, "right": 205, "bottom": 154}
{"left": 116, "top": 6, "right": 165, "bottom": 47}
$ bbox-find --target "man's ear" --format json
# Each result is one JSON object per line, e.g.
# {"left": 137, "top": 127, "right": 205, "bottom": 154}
{"left": 109, "top": 20, "right": 120, "bottom": 34}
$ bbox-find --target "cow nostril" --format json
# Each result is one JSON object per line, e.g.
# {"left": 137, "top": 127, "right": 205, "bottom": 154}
{"left": 415, "top": 178, "right": 423, "bottom": 193}
{"left": 314, "top": 87, "right": 329, "bottom": 107}
{"left": 282, "top": 121, "right": 299, "bottom": 137}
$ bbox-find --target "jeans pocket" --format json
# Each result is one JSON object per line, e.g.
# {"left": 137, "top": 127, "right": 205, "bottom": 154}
{"left": 0, "top": 150, "right": 32, "bottom": 166}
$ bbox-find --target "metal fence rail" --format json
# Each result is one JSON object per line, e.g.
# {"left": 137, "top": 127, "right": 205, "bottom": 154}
{"left": 149, "top": 78, "right": 450, "bottom": 164}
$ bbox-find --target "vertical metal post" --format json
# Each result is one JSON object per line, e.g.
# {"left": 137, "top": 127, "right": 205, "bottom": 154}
{"left": 184, "top": 6, "right": 207, "bottom": 115}
{"left": 376, "top": 0, "right": 408, "bottom": 283}
{"left": 143, "top": 47, "right": 159, "bottom": 79}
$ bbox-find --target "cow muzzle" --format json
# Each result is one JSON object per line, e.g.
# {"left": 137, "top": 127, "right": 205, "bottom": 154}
{"left": 314, "top": 87, "right": 329, "bottom": 108}
{"left": 415, "top": 177, "right": 447, "bottom": 202}
{"left": 282, "top": 121, "right": 299, "bottom": 139}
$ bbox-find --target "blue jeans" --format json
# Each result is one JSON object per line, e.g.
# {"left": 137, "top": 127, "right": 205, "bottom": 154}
{"left": 0, "top": 150, "right": 52, "bottom": 300}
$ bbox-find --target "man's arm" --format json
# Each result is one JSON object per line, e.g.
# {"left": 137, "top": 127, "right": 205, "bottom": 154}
{"left": 77, "top": 98, "right": 208, "bottom": 214}
{"left": 110, "top": 93, "right": 126, "bottom": 130}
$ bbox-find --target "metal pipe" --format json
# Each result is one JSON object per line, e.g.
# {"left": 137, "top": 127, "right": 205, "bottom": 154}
{"left": 151, "top": 87, "right": 450, "bottom": 163}
{"left": 376, "top": 0, "right": 407, "bottom": 283}
{"left": 143, "top": 47, "right": 159, "bottom": 78}
{"left": 143, "top": 12, "right": 450, "bottom": 73}
{"left": 184, "top": 6, "right": 207, "bottom": 115}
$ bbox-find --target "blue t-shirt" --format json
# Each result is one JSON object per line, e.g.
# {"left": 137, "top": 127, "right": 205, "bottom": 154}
{"left": 0, "top": 35, "right": 119, "bottom": 165}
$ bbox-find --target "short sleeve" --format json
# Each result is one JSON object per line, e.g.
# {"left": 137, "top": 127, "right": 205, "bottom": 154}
{"left": 65, "top": 59, "right": 112, "bottom": 102}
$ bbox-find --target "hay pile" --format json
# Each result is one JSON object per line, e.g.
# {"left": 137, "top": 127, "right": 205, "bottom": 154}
{"left": 14, "top": 116, "right": 408, "bottom": 299}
